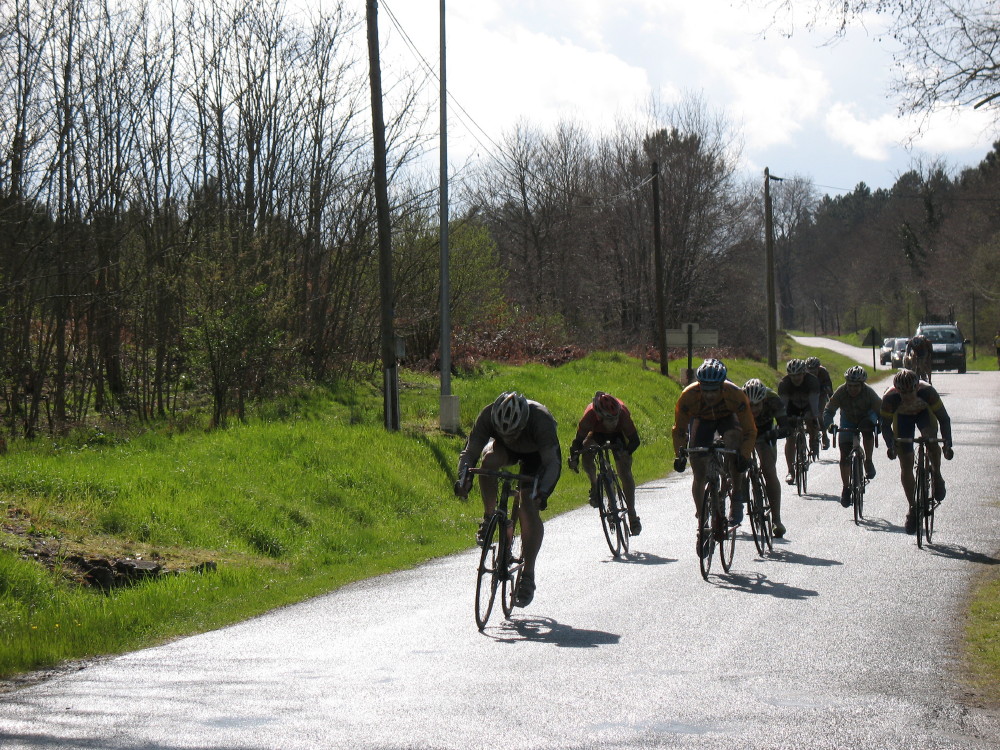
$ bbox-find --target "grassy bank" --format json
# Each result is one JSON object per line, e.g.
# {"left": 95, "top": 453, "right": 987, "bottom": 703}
{"left": 0, "top": 343, "right": 976, "bottom": 687}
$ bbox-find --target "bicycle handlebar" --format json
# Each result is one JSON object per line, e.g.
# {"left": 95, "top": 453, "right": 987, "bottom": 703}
{"left": 894, "top": 437, "right": 946, "bottom": 445}
{"left": 466, "top": 467, "right": 540, "bottom": 486}
{"left": 686, "top": 445, "right": 738, "bottom": 457}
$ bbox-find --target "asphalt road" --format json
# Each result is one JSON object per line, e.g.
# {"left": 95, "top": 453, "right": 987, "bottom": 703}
{"left": 1, "top": 359, "right": 998, "bottom": 749}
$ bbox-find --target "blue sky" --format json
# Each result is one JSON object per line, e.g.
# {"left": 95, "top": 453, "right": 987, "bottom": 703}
{"left": 376, "top": 0, "right": 998, "bottom": 196}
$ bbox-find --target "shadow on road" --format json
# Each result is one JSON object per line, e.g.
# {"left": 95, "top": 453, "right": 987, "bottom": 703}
{"left": 928, "top": 543, "right": 1000, "bottom": 566}
{"left": 768, "top": 546, "right": 843, "bottom": 567}
{"left": 484, "top": 616, "right": 620, "bottom": 648}
{"left": 604, "top": 551, "right": 677, "bottom": 566}
{"left": 713, "top": 571, "right": 820, "bottom": 600}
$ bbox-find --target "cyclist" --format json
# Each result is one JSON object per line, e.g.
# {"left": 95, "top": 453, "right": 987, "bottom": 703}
{"left": 904, "top": 333, "right": 933, "bottom": 379}
{"left": 777, "top": 358, "right": 821, "bottom": 483}
{"left": 567, "top": 391, "right": 642, "bottom": 535}
{"left": 822, "top": 365, "right": 881, "bottom": 507}
{"left": 454, "top": 391, "right": 562, "bottom": 607}
{"left": 742, "top": 378, "right": 788, "bottom": 538}
{"left": 672, "top": 359, "right": 757, "bottom": 527}
{"left": 879, "top": 369, "right": 954, "bottom": 534}
{"left": 805, "top": 356, "right": 834, "bottom": 449}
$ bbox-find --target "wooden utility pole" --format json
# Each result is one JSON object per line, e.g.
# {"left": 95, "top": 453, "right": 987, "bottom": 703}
{"left": 652, "top": 162, "right": 667, "bottom": 376}
{"left": 366, "top": 0, "right": 399, "bottom": 430}
{"left": 764, "top": 168, "right": 778, "bottom": 369}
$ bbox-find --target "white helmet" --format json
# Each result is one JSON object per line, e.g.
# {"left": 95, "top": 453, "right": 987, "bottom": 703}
{"left": 490, "top": 392, "right": 529, "bottom": 438}
{"left": 742, "top": 378, "right": 768, "bottom": 404}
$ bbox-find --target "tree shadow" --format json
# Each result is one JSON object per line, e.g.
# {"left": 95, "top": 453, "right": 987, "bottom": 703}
{"left": 484, "top": 616, "right": 621, "bottom": 648}
{"left": 605, "top": 551, "right": 677, "bottom": 566}
{"left": 768, "top": 546, "right": 844, "bottom": 567}
{"left": 713, "top": 570, "right": 820, "bottom": 600}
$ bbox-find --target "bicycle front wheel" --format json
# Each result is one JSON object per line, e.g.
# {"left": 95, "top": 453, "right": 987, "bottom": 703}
{"left": 795, "top": 433, "right": 808, "bottom": 496}
{"left": 698, "top": 486, "right": 715, "bottom": 580}
{"left": 598, "top": 473, "right": 622, "bottom": 558}
{"left": 748, "top": 467, "right": 770, "bottom": 555}
{"left": 501, "top": 516, "right": 523, "bottom": 618}
{"left": 719, "top": 492, "right": 736, "bottom": 572}
{"left": 852, "top": 452, "right": 865, "bottom": 525}
{"left": 475, "top": 515, "right": 502, "bottom": 630}
{"left": 612, "top": 472, "right": 631, "bottom": 556}
{"left": 914, "top": 462, "right": 927, "bottom": 549}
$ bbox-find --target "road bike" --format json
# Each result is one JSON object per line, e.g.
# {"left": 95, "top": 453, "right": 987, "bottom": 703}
{"left": 582, "top": 441, "right": 631, "bottom": 558}
{"left": 833, "top": 426, "right": 876, "bottom": 526}
{"left": 746, "top": 444, "right": 772, "bottom": 555}
{"left": 686, "top": 440, "right": 738, "bottom": 580}
{"left": 789, "top": 416, "right": 811, "bottom": 496}
{"left": 465, "top": 467, "right": 537, "bottom": 629}
{"left": 896, "top": 436, "right": 945, "bottom": 549}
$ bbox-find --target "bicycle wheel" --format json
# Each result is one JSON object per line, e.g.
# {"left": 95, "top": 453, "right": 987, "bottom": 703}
{"left": 501, "top": 515, "right": 523, "bottom": 617}
{"left": 748, "top": 466, "right": 769, "bottom": 555}
{"left": 852, "top": 451, "right": 865, "bottom": 525}
{"left": 474, "top": 515, "right": 502, "bottom": 630}
{"left": 611, "top": 471, "right": 631, "bottom": 556}
{"left": 598, "top": 471, "right": 622, "bottom": 558}
{"left": 795, "top": 433, "right": 808, "bottom": 496}
{"left": 698, "top": 486, "right": 715, "bottom": 580}
{"left": 914, "top": 460, "right": 927, "bottom": 549}
{"left": 922, "top": 456, "right": 936, "bottom": 545}
{"left": 719, "top": 491, "right": 736, "bottom": 572}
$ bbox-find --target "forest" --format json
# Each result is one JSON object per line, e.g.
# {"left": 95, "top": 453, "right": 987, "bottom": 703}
{"left": 1, "top": 0, "right": 998, "bottom": 438}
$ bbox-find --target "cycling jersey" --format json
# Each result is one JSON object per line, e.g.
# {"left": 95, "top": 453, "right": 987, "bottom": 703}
{"left": 906, "top": 335, "right": 932, "bottom": 359}
{"left": 777, "top": 373, "right": 821, "bottom": 417}
{"left": 751, "top": 388, "right": 788, "bottom": 434}
{"left": 808, "top": 366, "right": 834, "bottom": 397}
{"left": 823, "top": 383, "right": 881, "bottom": 429}
{"left": 879, "top": 383, "right": 953, "bottom": 450}
{"left": 672, "top": 381, "right": 757, "bottom": 459}
{"left": 570, "top": 401, "right": 640, "bottom": 455}
{"left": 459, "top": 401, "right": 562, "bottom": 499}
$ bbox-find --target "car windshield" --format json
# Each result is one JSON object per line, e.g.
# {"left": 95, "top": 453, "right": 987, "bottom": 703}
{"left": 922, "top": 329, "right": 960, "bottom": 342}
{"left": 894, "top": 339, "right": 908, "bottom": 351}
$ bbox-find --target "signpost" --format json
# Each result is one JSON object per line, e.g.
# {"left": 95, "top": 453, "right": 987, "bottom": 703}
{"left": 665, "top": 323, "right": 719, "bottom": 382}
{"left": 862, "top": 326, "right": 880, "bottom": 370}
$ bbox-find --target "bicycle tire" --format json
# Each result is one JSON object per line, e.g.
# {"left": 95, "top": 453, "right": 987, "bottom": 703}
{"left": 914, "top": 457, "right": 926, "bottom": 549}
{"left": 474, "top": 515, "right": 502, "bottom": 630}
{"left": 922, "top": 453, "right": 936, "bottom": 545}
{"left": 501, "top": 515, "right": 523, "bottom": 618}
{"left": 795, "top": 431, "right": 808, "bottom": 496}
{"left": 719, "top": 490, "right": 736, "bottom": 572}
{"left": 698, "top": 485, "right": 715, "bottom": 580}
{"left": 852, "top": 451, "right": 865, "bottom": 525}
{"left": 613, "top": 476, "right": 631, "bottom": 555}
{"left": 598, "top": 470, "right": 622, "bottom": 558}
{"left": 748, "top": 465, "right": 769, "bottom": 555}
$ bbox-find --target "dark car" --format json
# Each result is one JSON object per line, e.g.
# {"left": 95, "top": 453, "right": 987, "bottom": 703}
{"left": 915, "top": 322, "right": 969, "bottom": 373}
{"left": 891, "top": 338, "right": 908, "bottom": 368}
{"left": 880, "top": 337, "right": 898, "bottom": 365}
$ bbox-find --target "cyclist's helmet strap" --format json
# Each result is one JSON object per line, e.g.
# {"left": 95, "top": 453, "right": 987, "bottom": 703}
{"left": 592, "top": 391, "right": 622, "bottom": 420}
{"left": 893, "top": 368, "right": 918, "bottom": 392}
{"left": 742, "top": 378, "right": 767, "bottom": 404}
{"left": 695, "top": 358, "right": 727, "bottom": 389}
{"left": 844, "top": 365, "right": 867, "bottom": 383}
{"left": 786, "top": 358, "right": 806, "bottom": 375}
{"left": 490, "top": 392, "right": 529, "bottom": 438}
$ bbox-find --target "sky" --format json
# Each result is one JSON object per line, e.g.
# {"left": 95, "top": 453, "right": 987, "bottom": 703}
{"left": 373, "top": 0, "right": 999, "bottom": 196}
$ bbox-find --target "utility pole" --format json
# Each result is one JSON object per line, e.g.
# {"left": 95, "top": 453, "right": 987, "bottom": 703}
{"left": 764, "top": 168, "right": 779, "bottom": 369}
{"left": 366, "top": 0, "right": 399, "bottom": 430}
{"left": 651, "top": 162, "right": 667, "bottom": 376}
{"left": 438, "top": 0, "right": 459, "bottom": 432}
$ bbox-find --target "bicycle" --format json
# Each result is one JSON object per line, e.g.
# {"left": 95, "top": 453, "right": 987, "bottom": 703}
{"left": 833, "top": 426, "right": 875, "bottom": 526}
{"left": 464, "top": 467, "right": 537, "bottom": 630}
{"left": 895, "top": 436, "right": 945, "bottom": 548}
{"left": 581, "top": 441, "right": 631, "bottom": 558}
{"left": 746, "top": 445, "right": 772, "bottom": 555}
{"left": 789, "top": 416, "right": 811, "bottom": 496}
{"left": 686, "top": 440, "right": 738, "bottom": 580}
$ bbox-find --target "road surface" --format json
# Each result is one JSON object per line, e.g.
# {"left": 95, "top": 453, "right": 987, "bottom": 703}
{"left": 1, "top": 365, "right": 998, "bottom": 749}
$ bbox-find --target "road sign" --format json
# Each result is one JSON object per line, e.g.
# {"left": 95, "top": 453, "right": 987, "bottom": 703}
{"left": 862, "top": 327, "right": 880, "bottom": 347}
{"left": 666, "top": 323, "right": 719, "bottom": 348}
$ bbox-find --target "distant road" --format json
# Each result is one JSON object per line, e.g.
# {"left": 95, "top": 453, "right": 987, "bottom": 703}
{"left": 1, "top": 373, "right": 998, "bottom": 748}
{"left": 792, "top": 334, "right": 889, "bottom": 371}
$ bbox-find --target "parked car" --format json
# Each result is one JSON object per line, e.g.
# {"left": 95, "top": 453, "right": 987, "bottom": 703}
{"left": 914, "top": 322, "right": 969, "bottom": 373}
{"left": 880, "top": 337, "right": 898, "bottom": 365}
{"left": 891, "top": 337, "right": 909, "bottom": 369}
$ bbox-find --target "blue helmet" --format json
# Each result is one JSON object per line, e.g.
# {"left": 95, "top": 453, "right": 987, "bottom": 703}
{"left": 696, "top": 358, "right": 727, "bottom": 389}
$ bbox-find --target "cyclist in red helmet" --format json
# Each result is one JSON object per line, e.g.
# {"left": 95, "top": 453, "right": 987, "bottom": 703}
{"left": 568, "top": 391, "right": 642, "bottom": 535}
{"left": 454, "top": 391, "right": 561, "bottom": 607}
{"left": 879, "top": 369, "right": 954, "bottom": 534}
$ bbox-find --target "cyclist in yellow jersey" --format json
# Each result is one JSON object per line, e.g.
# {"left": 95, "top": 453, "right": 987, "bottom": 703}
{"left": 672, "top": 359, "right": 757, "bottom": 527}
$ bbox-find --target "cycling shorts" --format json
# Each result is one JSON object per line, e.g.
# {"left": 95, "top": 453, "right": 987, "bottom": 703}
{"left": 689, "top": 415, "right": 739, "bottom": 449}
{"left": 894, "top": 411, "right": 936, "bottom": 454}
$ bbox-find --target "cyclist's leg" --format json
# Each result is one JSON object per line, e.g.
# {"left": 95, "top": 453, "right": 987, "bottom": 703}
{"left": 478, "top": 441, "right": 511, "bottom": 517}
{"left": 919, "top": 412, "right": 945, "bottom": 498}
{"left": 895, "top": 414, "right": 918, "bottom": 529}
{"left": 837, "top": 431, "right": 852, "bottom": 506}
{"left": 861, "top": 423, "right": 876, "bottom": 478}
{"left": 689, "top": 419, "right": 714, "bottom": 516}
{"left": 819, "top": 395, "right": 830, "bottom": 448}
{"left": 807, "top": 418, "right": 820, "bottom": 456}
{"left": 613, "top": 449, "right": 639, "bottom": 524}
{"left": 581, "top": 448, "right": 600, "bottom": 505}
{"left": 721, "top": 418, "right": 745, "bottom": 524}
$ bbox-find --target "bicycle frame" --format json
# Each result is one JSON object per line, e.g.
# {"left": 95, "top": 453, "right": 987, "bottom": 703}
{"left": 687, "top": 440, "right": 738, "bottom": 579}
{"left": 835, "top": 426, "right": 869, "bottom": 525}
{"left": 895, "top": 436, "right": 944, "bottom": 548}
{"left": 790, "top": 416, "right": 811, "bottom": 496}
{"left": 746, "top": 445, "right": 772, "bottom": 555}
{"left": 583, "top": 442, "right": 631, "bottom": 558}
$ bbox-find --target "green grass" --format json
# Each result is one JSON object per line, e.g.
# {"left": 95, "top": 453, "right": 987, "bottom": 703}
{"left": 0, "top": 342, "right": 996, "bottom": 702}
{"left": 967, "top": 571, "right": 1000, "bottom": 705}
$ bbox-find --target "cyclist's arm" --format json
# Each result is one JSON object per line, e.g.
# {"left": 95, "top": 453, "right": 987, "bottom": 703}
{"left": 879, "top": 400, "right": 897, "bottom": 448}
{"left": 671, "top": 394, "right": 692, "bottom": 456}
{"left": 536, "top": 442, "right": 562, "bottom": 500}
{"left": 457, "top": 407, "right": 492, "bottom": 476}
{"left": 735, "top": 398, "right": 758, "bottom": 459}
{"left": 929, "top": 400, "right": 953, "bottom": 447}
